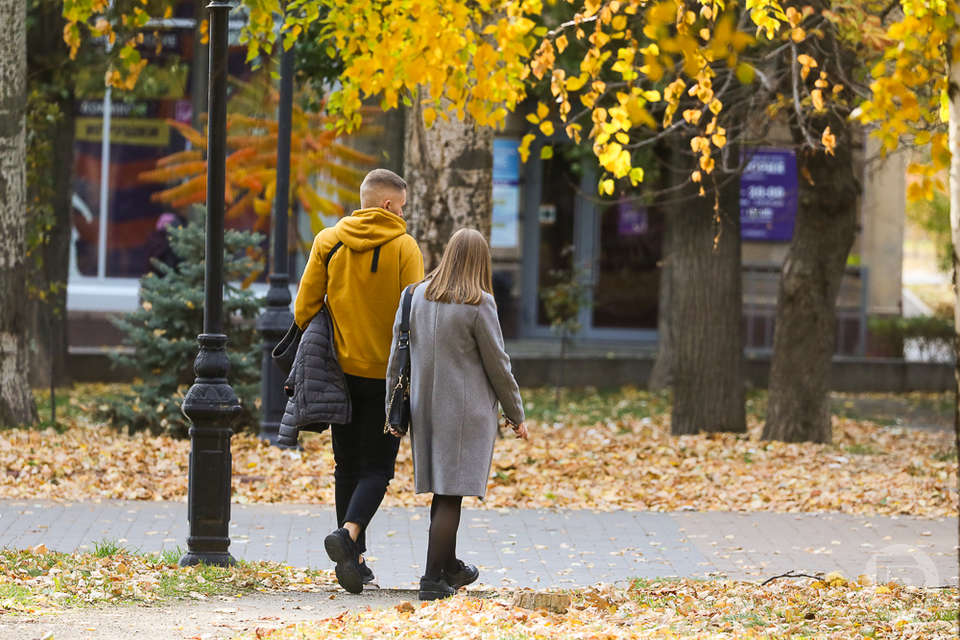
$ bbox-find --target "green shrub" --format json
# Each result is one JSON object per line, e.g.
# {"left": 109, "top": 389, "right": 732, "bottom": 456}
{"left": 868, "top": 315, "right": 954, "bottom": 361}
{"left": 906, "top": 192, "right": 953, "bottom": 274}
{"left": 104, "top": 209, "right": 265, "bottom": 437}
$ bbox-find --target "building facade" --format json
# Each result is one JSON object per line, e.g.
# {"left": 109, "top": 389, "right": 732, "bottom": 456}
{"left": 66, "top": 15, "right": 905, "bottom": 362}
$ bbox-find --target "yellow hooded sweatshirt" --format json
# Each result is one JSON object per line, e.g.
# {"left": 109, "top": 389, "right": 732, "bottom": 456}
{"left": 294, "top": 208, "right": 424, "bottom": 379}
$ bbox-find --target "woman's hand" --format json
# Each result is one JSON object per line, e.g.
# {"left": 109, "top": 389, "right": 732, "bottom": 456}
{"left": 511, "top": 421, "right": 528, "bottom": 440}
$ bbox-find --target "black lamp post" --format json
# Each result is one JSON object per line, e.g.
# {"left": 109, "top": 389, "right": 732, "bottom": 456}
{"left": 179, "top": 0, "right": 240, "bottom": 568}
{"left": 257, "top": 43, "right": 295, "bottom": 446}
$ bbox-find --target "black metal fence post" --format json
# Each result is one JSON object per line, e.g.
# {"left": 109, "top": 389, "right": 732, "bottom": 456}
{"left": 179, "top": 0, "right": 240, "bottom": 568}
{"left": 257, "top": 43, "right": 295, "bottom": 446}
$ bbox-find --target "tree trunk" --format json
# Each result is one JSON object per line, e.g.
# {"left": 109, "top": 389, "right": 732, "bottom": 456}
{"left": 670, "top": 163, "right": 746, "bottom": 435}
{"left": 0, "top": 0, "right": 37, "bottom": 426}
{"left": 763, "top": 129, "right": 858, "bottom": 443}
{"left": 25, "top": 0, "right": 75, "bottom": 388}
{"left": 648, "top": 217, "right": 673, "bottom": 391}
{"left": 947, "top": 35, "right": 960, "bottom": 584}
{"left": 26, "top": 110, "right": 72, "bottom": 388}
{"left": 649, "top": 142, "right": 675, "bottom": 391}
{"left": 403, "top": 98, "right": 493, "bottom": 271}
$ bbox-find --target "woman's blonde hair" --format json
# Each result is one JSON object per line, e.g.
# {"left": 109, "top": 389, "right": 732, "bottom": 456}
{"left": 424, "top": 228, "right": 493, "bottom": 305}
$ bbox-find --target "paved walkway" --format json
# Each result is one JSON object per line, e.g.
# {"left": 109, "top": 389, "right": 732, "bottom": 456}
{"left": 0, "top": 500, "right": 955, "bottom": 589}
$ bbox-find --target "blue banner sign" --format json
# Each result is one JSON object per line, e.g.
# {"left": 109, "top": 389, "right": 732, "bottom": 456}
{"left": 740, "top": 148, "right": 798, "bottom": 242}
{"left": 491, "top": 138, "right": 521, "bottom": 249}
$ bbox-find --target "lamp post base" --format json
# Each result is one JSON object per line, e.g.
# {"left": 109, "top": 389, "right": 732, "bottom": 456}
{"left": 179, "top": 333, "right": 241, "bottom": 570}
{"left": 179, "top": 550, "right": 236, "bottom": 568}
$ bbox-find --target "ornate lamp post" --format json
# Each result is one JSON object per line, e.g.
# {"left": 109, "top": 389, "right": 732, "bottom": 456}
{"left": 257, "top": 43, "right": 296, "bottom": 446}
{"left": 179, "top": 0, "right": 240, "bottom": 568}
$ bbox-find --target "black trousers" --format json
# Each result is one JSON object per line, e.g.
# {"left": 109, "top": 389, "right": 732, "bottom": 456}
{"left": 331, "top": 374, "right": 400, "bottom": 555}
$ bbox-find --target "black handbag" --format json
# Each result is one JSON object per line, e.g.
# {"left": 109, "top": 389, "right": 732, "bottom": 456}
{"left": 385, "top": 285, "right": 415, "bottom": 436}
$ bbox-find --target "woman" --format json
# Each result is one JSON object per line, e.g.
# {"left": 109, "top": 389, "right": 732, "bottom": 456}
{"left": 386, "top": 228, "right": 527, "bottom": 601}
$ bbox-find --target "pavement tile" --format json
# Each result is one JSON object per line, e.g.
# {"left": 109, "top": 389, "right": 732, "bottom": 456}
{"left": 0, "top": 500, "right": 954, "bottom": 588}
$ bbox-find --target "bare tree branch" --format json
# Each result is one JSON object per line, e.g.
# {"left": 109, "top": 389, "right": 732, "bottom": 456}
{"left": 761, "top": 571, "right": 823, "bottom": 586}
{"left": 790, "top": 41, "right": 820, "bottom": 148}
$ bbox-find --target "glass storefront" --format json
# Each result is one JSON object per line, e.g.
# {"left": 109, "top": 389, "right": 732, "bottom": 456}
{"left": 68, "top": 5, "right": 279, "bottom": 313}
{"left": 534, "top": 150, "right": 579, "bottom": 327}
{"left": 520, "top": 141, "right": 661, "bottom": 341}
{"left": 592, "top": 199, "right": 661, "bottom": 330}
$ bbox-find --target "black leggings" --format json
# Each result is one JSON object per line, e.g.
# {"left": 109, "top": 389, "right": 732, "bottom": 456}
{"left": 331, "top": 374, "right": 400, "bottom": 555}
{"left": 424, "top": 494, "right": 463, "bottom": 580}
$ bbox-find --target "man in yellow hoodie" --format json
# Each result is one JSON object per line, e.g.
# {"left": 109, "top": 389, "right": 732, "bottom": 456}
{"left": 294, "top": 168, "right": 424, "bottom": 593}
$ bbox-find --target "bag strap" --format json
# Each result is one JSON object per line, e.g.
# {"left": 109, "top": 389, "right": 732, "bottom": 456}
{"left": 325, "top": 240, "right": 344, "bottom": 267}
{"left": 397, "top": 285, "right": 415, "bottom": 355}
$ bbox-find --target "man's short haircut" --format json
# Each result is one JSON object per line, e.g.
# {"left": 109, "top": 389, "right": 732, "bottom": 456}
{"left": 360, "top": 168, "right": 407, "bottom": 208}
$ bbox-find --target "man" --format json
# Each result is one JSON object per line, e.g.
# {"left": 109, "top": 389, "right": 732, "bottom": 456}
{"left": 293, "top": 168, "right": 424, "bottom": 593}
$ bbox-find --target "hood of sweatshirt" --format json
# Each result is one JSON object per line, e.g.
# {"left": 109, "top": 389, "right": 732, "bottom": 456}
{"left": 335, "top": 207, "right": 407, "bottom": 251}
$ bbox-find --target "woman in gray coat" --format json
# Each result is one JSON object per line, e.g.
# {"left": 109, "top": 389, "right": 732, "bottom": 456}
{"left": 386, "top": 228, "right": 527, "bottom": 601}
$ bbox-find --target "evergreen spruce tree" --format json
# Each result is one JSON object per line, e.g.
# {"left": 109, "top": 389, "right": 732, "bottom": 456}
{"left": 107, "top": 209, "right": 265, "bottom": 436}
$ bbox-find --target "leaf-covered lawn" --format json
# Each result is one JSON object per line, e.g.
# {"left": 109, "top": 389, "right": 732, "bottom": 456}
{"left": 2, "top": 385, "right": 955, "bottom": 517}
{"left": 235, "top": 578, "right": 958, "bottom": 640}
{"left": 0, "top": 546, "right": 334, "bottom": 613}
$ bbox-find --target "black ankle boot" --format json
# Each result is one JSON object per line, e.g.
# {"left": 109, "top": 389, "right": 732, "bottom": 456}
{"left": 359, "top": 560, "right": 375, "bottom": 585}
{"left": 418, "top": 575, "right": 455, "bottom": 601}
{"left": 444, "top": 560, "right": 479, "bottom": 589}
{"left": 324, "top": 528, "right": 363, "bottom": 594}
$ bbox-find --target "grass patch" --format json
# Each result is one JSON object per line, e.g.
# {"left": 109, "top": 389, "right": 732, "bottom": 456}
{"left": 154, "top": 547, "right": 184, "bottom": 566}
{"left": 844, "top": 443, "right": 884, "bottom": 456}
{"left": 0, "top": 583, "right": 32, "bottom": 605}
{"left": 521, "top": 387, "right": 671, "bottom": 426}
{"left": 0, "top": 548, "right": 334, "bottom": 612}
{"left": 92, "top": 539, "right": 130, "bottom": 558}
{"left": 932, "top": 448, "right": 958, "bottom": 463}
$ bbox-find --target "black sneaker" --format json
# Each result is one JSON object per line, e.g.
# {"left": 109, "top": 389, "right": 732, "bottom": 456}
{"left": 444, "top": 560, "right": 479, "bottom": 590}
{"left": 324, "top": 528, "right": 363, "bottom": 594}
{"left": 418, "top": 575, "right": 456, "bottom": 601}
{"left": 359, "top": 560, "right": 375, "bottom": 585}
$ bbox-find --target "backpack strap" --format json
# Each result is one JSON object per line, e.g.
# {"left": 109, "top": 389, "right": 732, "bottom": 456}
{"left": 325, "top": 240, "right": 344, "bottom": 268}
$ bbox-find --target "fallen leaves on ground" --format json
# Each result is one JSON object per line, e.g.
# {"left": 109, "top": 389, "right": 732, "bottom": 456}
{"left": 0, "top": 385, "right": 954, "bottom": 517}
{"left": 0, "top": 547, "right": 334, "bottom": 613}
{"left": 235, "top": 578, "right": 959, "bottom": 639}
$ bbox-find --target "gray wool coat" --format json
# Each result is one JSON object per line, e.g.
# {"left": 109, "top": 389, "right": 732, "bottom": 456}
{"left": 386, "top": 285, "right": 524, "bottom": 498}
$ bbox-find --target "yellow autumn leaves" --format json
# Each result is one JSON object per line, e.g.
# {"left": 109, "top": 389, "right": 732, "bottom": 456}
{"left": 854, "top": 0, "right": 959, "bottom": 202}
{"left": 528, "top": 0, "right": 761, "bottom": 192}
{"left": 63, "top": 0, "right": 912, "bottom": 197}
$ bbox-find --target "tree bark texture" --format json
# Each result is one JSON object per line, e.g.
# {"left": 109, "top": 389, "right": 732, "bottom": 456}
{"left": 762, "top": 8, "right": 861, "bottom": 444}
{"left": 26, "top": 112, "right": 72, "bottom": 388}
{"left": 26, "top": 0, "right": 74, "bottom": 387}
{"left": 648, "top": 143, "right": 675, "bottom": 392}
{"left": 0, "top": 0, "right": 37, "bottom": 426}
{"left": 403, "top": 98, "right": 493, "bottom": 271}
{"left": 762, "top": 125, "right": 858, "bottom": 444}
{"left": 947, "top": 37, "right": 960, "bottom": 583}
{"left": 669, "top": 159, "right": 746, "bottom": 435}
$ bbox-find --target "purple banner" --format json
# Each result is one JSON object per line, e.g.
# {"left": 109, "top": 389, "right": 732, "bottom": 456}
{"left": 740, "top": 148, "right": 798, "bottom": 242}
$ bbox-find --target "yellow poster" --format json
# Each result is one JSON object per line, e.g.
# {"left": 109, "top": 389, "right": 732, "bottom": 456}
{"left": 75, "top": 117, "right": 171, "bottom": 147}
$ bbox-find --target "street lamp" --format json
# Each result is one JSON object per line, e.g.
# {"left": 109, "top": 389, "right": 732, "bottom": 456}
{"left": 179, "top": 0, "right": 240, "bottom": 568}
{"left": 257, "top": 43, "right": 296, "bottom": 446}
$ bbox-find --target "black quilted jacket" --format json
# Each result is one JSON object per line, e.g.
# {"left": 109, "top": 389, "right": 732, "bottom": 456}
{"left": 274, "top": 308, "right": 351, "bottom": 446}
